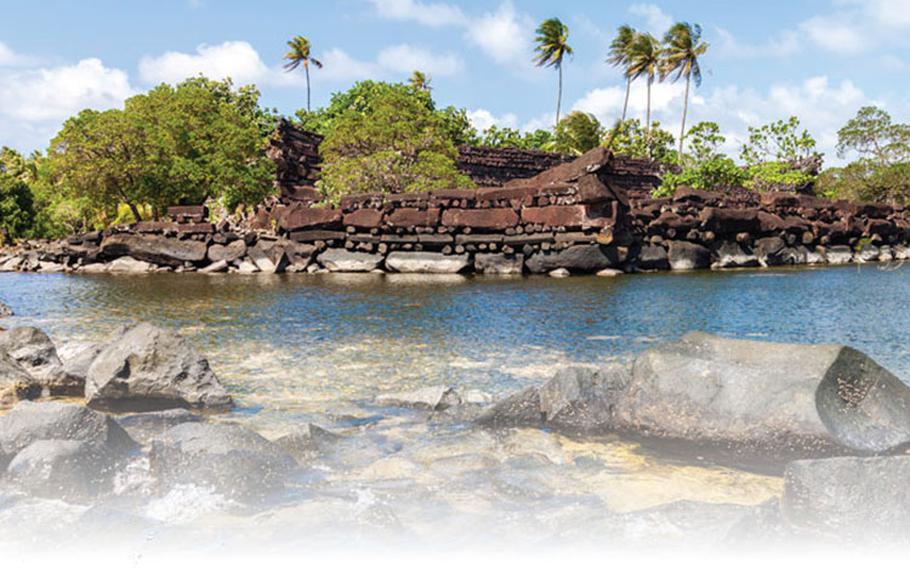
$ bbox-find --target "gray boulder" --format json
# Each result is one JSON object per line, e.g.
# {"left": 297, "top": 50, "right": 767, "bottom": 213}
{"left": 115, "top": 408, "right": 202, "bottom": 444}
{"left": 149, "top": 422, "right": 297, "bottom": 501}
{"left": 207, "top": 240, "right": 247, "bottom": 264}
{"left": 0, "top": 400, "right": 137, "bottom": 470}
{"left": 84, "top": 323, "right": 233, "bottom": 411}
{"left": 385, "top": 252, "right": 471, "bottom": 274}
{"left": 824, "top": 245, "right": 854, "bottom": 265}
{"left": 0, "top": 352, "right": 40, "bottom": 408}
{"left": 667, "top": 241, "right": 711, "bottom": 270}
{"left": 106, "top": 256, "right": 152, "bottom": 273}
{"left": 636, "top": 244, "right": 670, "bottom": 271}
{"left": 0, "top": 301, "right": 12, "bottom": 317}
{"left": 317, "top": 249, "right": 384, "bottom": 272}
{"left": 100, "top": 234, "right": 207, "bottom": 267}
{"left": 525, "top": 245, "right": 620, "bottom": 274}
{"left": 6, "top": 439, "right": 121, "bottom": 500}
{"left": 375, "top": 385, "right": 462, "bottom": 411}
{"left": 474, "top": 253, "right": 524, "bottom": 275}
{"left": 615, "top": 332, "right": 910, "bottom": 459}
{"left": 477, "top": 365, "right": 630, "bottom": 433}
{"left": 0, "top": 327, "right": 82, "bottom": 396}
{"left": 782, "top": 456, "right": 910, "bottom": 542}
{"left": 755, "top": 236, "right": 787, "bottom": 266}
{"left": 712, "top": 242, "right": 758, "bottom": 269}
{"left": 857, "top": 244, "right": 880, "bottom": 262}
{"left": 274, "top": 423, "right": 341, "bottom": 462}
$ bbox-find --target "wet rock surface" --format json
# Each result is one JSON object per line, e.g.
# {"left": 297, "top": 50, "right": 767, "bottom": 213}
{"left": 0, "top": 327, "right": 82, "bottom": 396}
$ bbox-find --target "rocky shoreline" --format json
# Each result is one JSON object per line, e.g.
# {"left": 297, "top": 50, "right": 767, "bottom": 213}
{"left": 2, "top": 317, "right": 910, "bottom": 544}
{"left": 3, "top": 146, "right": 910, "bottom": 278}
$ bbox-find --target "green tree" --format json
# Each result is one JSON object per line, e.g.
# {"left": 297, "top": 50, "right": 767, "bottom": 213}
{"left": 607, "top": 25, "right": 638, "bottom": 123}
{"left": 836, "top": 106, "right": 910, "bottom": 166}
{"left": 283, "top": 36, "right": 323, "bottom": 112}
{"left": 626, "top": 32, "right": 663, "bottom": 133}
{"left": 0, "top": 173, "right": 35, "bottom": 243}
{"left": 684, "top": 121, "right": 725, "bottom": 165}
{"left": 319, "top": 85, "right": 473, "bottom": 202}
{"left": 553, "top": 111, "right": 604, "bottom": 155}
{"left": 533, "top": 18, "right": 573, "bottom": 127}
{"left": 739, "top": 116, "right": 817, "bottom": 165}
{"left": 479, "top": 126, "right": 554, "bottom": 150}
{"left": 662, "top": 22, "right": 708, "bottom": 156}
{"left": 603, "top": 118, "right": 676, "bottom": 163}
{"left": 655, "top": 121, "right": 746, "bottom": 197}
{"left": 409, "top": 70, "right": 432, "bottom": 92}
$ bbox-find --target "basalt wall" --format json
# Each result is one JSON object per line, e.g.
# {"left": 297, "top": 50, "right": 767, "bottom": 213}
{"left": 4, "top": 147, "right": 910, "bottom": 276}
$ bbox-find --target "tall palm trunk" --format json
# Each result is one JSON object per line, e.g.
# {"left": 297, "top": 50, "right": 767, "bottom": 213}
{"left": 678, "top": 74, "right": 691, "bottom": 157}
{"left": 555, "top": 64, "right": 563, "bottom": 127}
{"left": 646, "top": 75, "right": 652, "bottom": 132}
{"left": 305, "top": 62, "right": 311, "bottom": 112}
{"left": 621, "top": 76, "right": 631, "bottom": 122}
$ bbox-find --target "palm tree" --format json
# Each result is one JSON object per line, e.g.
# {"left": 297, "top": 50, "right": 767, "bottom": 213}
{"left": 607, "top": 25, "right": 638, "bottom": 123}
{"left": 662, "top": 22, "right": 709, "bottom": 156}
{"left": 409, "top": 70, "right": 432, "bottom": 92}
{"left": 283, "top": 36, "right": 323, "bottom": 112}
{"left": 625, "top": 32, "right": 663, "bottom": 134}
{"left": 533, "top": 18, "right": 573, "bottom": 127}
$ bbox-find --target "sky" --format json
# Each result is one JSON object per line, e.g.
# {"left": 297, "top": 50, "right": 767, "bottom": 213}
{"left": 2, "top": 0, "right": 910, "bottom": 164}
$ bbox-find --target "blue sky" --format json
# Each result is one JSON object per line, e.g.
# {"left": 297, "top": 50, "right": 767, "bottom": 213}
{"left": 2, "top": 0, "right": 910, "bottom": 163}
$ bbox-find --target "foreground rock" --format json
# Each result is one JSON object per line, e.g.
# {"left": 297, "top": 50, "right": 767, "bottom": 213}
{"left": 0, "top": 327, "right": 83, "bottom": 396}
{"left": 375, "top": 385, "right": 463, "bottom": 411}
{"left": 85, "top": 323, "right": 233, "bottom": 411}
{"left": 0, "top": 352, "right": 39, "bottom": 407}
{"left": 274, "top": 423, "right": 341, "bottom": 462}
{"left": 616, "top": 332, "right": 910, "bottom": 459}
{"left": 478, "top": 333, "right": 910, "bottom": 462}
{"left": 149, "top": 422, "right": 297, "bottom": 501}
{"left": 782, "top": 456, "right": 910, "bottom": 542}
{"left": 115, "top": 408, "right": 202, "bottom": 444}
{"left": 6, "top": 439, "right": 124, "bottom": 500}
{"left": 0, "top": 401, "right": 137, "bottom": 470}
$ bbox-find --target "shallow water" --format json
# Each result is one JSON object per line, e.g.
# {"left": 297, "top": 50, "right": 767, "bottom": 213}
{"left": 1, "top": 264, "right": 908, "bottom": 552}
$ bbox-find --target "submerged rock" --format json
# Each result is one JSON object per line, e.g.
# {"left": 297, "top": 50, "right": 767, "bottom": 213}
{"left": 0, "top": 301, "right": 12, "bottom": 317}
{"left": 615, "top": 332, "right": 910, "bottom": 459}
{"left": 115, "top": 408, "right": 202, "bottom": 444}
{"left": 0, "top": 327, "right": 83, "bottom": 396}
{"left": 6, "top": 439, "right": 123, "bottom": 500}
{"left": 782, "top": 456, "right": 910, "bottom": 542}
{"left": 274, "top": 423, "right": 342, "bottom": 462}
{"left": 375, "top": 385, "right": 462, "bottom": 411}
{"left": 149, "top": 422, "right": 297, "bottom": 501}
{"left": 85, "top": 323, "right": 233, "bottom": 412}
{"left": 0, "top": 400, "right": 137, "bottom": 470}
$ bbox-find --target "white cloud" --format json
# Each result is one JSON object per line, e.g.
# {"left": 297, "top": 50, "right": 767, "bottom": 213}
{"left": 0, "top": 57, "right": 136, "bottom": 151}
{"left": 376, "top": 44, "right": 462, "bottom": 76}
{"left": 138, "top": 41, "right": 271, "bottom": 85}
{"left": 318, "top": 48, "right": 381, "bottom": 82}
{"left": 572, "top": 80, "right": 688, "bottom": 124}
{"left": 0, "top": 41, "right": 35, "bottom": 67}
{"left": 465, "top": 2, "right": 534, "bottom": 67}
{"left": 466, "top": 108, "right": 518, "bottom": 131}
{"left": 368, "top": 0, "right": 467, "bottom": 27}
{"left": 800, "top": 15, "right": 868, "bottom": 55}
{"left": 628, "top": 3, "right": 673, "bottom": 35}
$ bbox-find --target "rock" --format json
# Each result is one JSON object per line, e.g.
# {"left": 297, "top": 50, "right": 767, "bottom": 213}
{"left": 0, "top": 352, "right": 40, "bottom": 408}
{"left": 754, "top": 236, "right": 787, "bottom": 267}
{"left": 274, "top": 424, "right": 341, "bottom": 461}
{"left": 0, "top": 301, "right": 12, "bottom": 317}
{"left": 375, "top": 385, "right": 461, "bottom": 411}
{"left": 548, "top": 268, "right": 570, "bottom": 278}
{"left": 782, "top": 456, "right": 910, "bottom": 542}
{"left": 247, "top": 243, "right": 289, "bottom": 274}
{"left": 62, "top": 343, "right": 104, "bottom": 384}
{"left": 667, "top": 241, "right": 711, "bottom": 270}
{"left": 893, "top": 244, "right": 910, "bottom": 260}
{"left": 37, "top": 261, "right": 64, "bottom": 273}
{"left": 879, "top": 245, "right": 894, "bottom": 262}
{"left": 100, "top": 234, "right": 207, "bottom": 267}
{"left": 385, "top": 252, "right": 471, "bottom": 274}
{"left": 526, "top": 244, "right": 621, "bottom": 273}
{"left": 474, "top": 253, "right": 524, "bottom": 275}
{"left": 6, "top": 439, "right": 121, "bottom": 500}
{"left": 115, "top": 408, "right": 202, "bottom": 444}
{"left": 80, "top": 263, "right": 109, "bottom": 274}
{"left": 805, "top": 249, "right": 827, "bottom": 264}
{"left": 106, "top": 256, "right": 152, "bottom": 273}
{"left": 317, "top": 249, "right": 384, "bottom": 272}
{"left": 0, "top": 400, "right": 137, "bottom": 470}
{"left": 0, "top": 327, "right": 82, "bottom": 396}
{"left": 85, "top": 323, "right": 233, "bottom": 412}
{"left": 475, "top": 386, "right": 542, "bottom": 428}
{"left": 207, "top": 240, "right": 247, "bottom": 264}
{"left": 236, "top": 260, "right": 260, "bottom": 274}
{"left": 615, "top": 332, "right": 910, "bottom": 460}
{"left": 636, "top": 244, "right": 669, "bottom": 270}
{"left": 823, "top": 245, "right": 854, "bottom": 265}
{"left": 596, "top": 268, "right": 623, "bottom": 277}
{"left": 199, "top": 259, "right": 229, "bottom": 274}
{"left": 712, "top": 242, "right": 758, "bottom": 269}
{"left": 857, "top": 244, "right": 880, "bottom": 262}
{"left": 149, "top": 422, "right": 297, "bottom": 501}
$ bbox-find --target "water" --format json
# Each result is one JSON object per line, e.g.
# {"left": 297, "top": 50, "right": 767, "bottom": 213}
{"left": 0, "top": 264, "right": 908, "bottom": 552}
